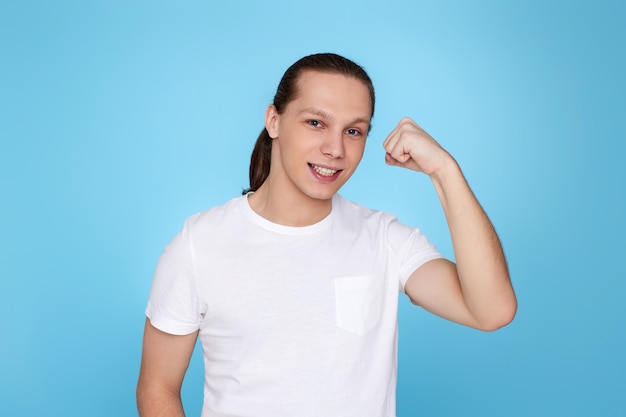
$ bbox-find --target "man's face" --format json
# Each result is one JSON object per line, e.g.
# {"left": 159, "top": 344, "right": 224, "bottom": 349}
{"left": 266, "top": 71, "right": 372, "bottom": 203}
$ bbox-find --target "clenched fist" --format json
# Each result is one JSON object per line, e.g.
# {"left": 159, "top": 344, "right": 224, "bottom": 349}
{"left": 383, "top": 117, "right": 452, "bottom": 177}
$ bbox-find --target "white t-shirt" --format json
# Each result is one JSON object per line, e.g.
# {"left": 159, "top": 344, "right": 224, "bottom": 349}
{"left": 146, "top": 194, "right": 443, "bottom": 417}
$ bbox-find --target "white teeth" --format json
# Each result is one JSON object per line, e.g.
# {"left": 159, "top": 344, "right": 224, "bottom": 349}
{"left": 311, "top": 165, "right": 338, "bottom": 176}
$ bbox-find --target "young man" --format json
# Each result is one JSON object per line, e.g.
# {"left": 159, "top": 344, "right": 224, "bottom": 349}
{"left": 137, "top": 53, "right": 517, "bottom": 417}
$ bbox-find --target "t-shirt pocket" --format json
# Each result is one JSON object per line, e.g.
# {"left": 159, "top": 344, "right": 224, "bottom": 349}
{"left": 333, "top": 275, "right": 383, "bottom": 336}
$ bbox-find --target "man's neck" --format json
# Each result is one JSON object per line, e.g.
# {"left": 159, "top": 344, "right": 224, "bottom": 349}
{"left": 247, "top": 181, "right": 333, "bottom": 227}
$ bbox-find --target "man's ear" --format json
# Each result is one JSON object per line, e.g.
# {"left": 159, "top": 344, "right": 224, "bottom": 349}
{"left": 265, "top": 105, "right": 279, "bottom": 139}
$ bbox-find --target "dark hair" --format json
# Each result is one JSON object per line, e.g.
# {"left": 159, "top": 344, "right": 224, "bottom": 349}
{"left": 242, "top": 53, "right": 375, "bottom": 194}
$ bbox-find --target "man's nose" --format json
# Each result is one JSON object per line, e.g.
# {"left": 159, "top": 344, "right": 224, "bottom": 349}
{"left": 320, "top": 131, "right": 344, "bottom": 158}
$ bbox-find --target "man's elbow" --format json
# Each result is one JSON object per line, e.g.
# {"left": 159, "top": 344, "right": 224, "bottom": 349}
{"left": 136, "top": 380, "right": 154, "bottom": 415}
{"left": 475, "top": 300, "right": 518, "bottom": 332}
{"left": 136, "top": 379, "right": 182, "bottom": 416}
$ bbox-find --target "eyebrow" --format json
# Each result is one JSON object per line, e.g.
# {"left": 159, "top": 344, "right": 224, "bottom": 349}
{"left": 298, "top": 107, "right": 371, "bottom": 127}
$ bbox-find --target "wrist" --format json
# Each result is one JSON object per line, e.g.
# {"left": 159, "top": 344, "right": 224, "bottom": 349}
{"left": 429, "top": 152, "right": 460, "bottom": 185}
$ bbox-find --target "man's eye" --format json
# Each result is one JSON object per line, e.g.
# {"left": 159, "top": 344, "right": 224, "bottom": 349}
{"left": 309, "top": 120, "right": 321, "bottom": 127}
{"left": 346, "top": 128, "right": 360, "bottom": 136}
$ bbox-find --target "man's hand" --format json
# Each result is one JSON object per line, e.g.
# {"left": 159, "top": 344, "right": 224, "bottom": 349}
{"left": 383, "top": 117, "right": 450, "bottom": 176}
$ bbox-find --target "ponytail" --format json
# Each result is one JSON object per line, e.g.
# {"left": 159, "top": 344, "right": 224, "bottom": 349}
{"left": 242, "top": 128, "right": 273, "bottom": 195}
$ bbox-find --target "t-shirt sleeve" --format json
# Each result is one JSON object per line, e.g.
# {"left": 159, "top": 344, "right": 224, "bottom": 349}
{"left": 386, "top": 217, "right": 445, "bottom": 293}
{"left": 145, "top": 219, "right": 203, "bottom": 335}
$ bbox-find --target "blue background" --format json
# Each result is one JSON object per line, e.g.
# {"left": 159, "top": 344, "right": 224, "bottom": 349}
{"left": 1, "top": 1, "right": 624, "bottom": 416}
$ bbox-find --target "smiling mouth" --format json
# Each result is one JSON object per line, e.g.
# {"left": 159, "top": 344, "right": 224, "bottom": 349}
{"left": 309, "top": 163, "right": 340, "bottom": 177}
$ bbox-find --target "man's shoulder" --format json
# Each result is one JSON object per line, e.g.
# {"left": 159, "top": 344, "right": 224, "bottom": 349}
{"left": 184, "top": 195, "right": 245, "bottom": 229}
